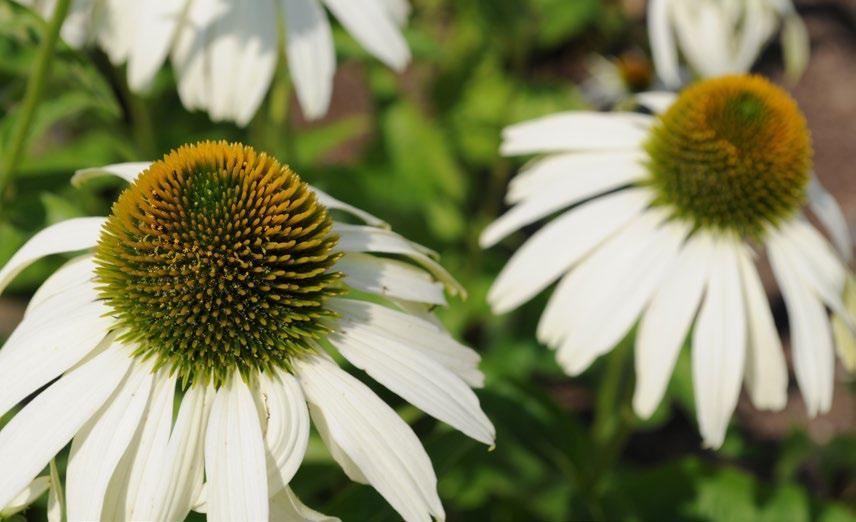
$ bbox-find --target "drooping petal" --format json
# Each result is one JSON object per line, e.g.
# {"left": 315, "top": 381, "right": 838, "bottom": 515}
{"left": 257, "top": 370, "right": 310, "bottom": 495}
{"left": 501, "top": 112, "right": 652, "bottom": 156}
{"left": 134, "top": 384, "right": 212, "bottom": 522}
{"left": 648, "top": 0, "right": 680, "bottom": 87}
{"left": 328, "top": 318, "right": 495, "bottom": 445}
{"left": 772, "top": 219, "right": 852, "bottom": 328}
{"left": 0, "top": 477, "right": 50, "bottom": 518}
{"left": 832, "top": 275, "right": 856, "bottom": 372}
{"left": 769, "top": 237, "right": 835, "bottom": 417}
{"left": 635, "top": 91, "right": 677, "bottom": 115}
{"left": 66, "top": 362, "right": 155, "bottom": 521}
{"left": 311, "top": 186, "right": 387, "bottom": 227}
{"left": 542, "top": 212, "right": 688, "bottom": 375}
{"left": 0, "top": 280, "right": 112, "bottom": 419}
{"left": 334, "top": 223, "right": 465, "bottom": 297}
{"left": 337, "top": 253, "right": 446, "bottom": 306}
{"left": 487, "top": 189, "right": 651, "bottom": 313}
{"left": 322, "top": 0, "right": 410, "bottom": 71}
{"left": 270, "top": 487, "right": 339, "bottom": 522}
{"left": 0, "top": 343, "right": 132, "bottom": 508}
{"left": 127, "top": 1, "right": 184, "bottom": 91}
{"left": 205, "top": 375, "right": 269, "bottom": 522}
{"left": 282, "top": 0, "right": 336, "bottom": 119}
{"left": 297, "top": 354, "right": 443, "bottom": 522}
{"left": 71, "top": 162, "right": 151, "bottom": 187}
{"left": 633, "top": 232, "right": 714, "bottom": 419}
{"left": 807, "top": 177, "right": 852, "bottom": 262}
{"left": 0, "top": 217, "right": 105, "bottom": 294}
{"left": 480, "top": 164, "right": 649, "bottom": 248}
{"left": 329, "top": 298, "right": 484, "bottom": 387}
{"left": 102, "top": 371, "right": 177, "bottom": 521}
{"left": 505, "top": 150, "right": 647, "bottom": 204}
{"left": 692, "top": 238, "right": 747, "bottom": 449}
{"left": 25, "top": 255, "right": 95, "bottom": 316}
{"left": 736, "top": 246, "right": 788, "bottom": 411}
{"left": 47, "top": 461, "right": 63, "bottom": 522}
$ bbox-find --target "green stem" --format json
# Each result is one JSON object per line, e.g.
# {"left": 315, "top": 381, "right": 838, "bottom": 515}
{"left": 0, "top": 0, "right": 71, "bottom": 203}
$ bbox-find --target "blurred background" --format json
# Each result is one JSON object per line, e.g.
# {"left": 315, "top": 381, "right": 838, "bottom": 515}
{"left": 0, "top": 0, "right": 854, "bottom": 520}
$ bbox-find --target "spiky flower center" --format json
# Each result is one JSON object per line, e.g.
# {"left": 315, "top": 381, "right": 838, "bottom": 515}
{"left": 645, "top": 75, "right": 813, "bottom": 236}
{"left": 95, "top": 141, "right": 342, "bottom": 386}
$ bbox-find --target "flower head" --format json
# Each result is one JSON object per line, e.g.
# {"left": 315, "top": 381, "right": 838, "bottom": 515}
{"left": 17, "top": 0, "right": 411, "bottom": 124}
{"left": 484, "top": 75, "right": 854, "bottom": 448}
{"left": 0, "top": 142, "right": 494, "bottom": 521}
{"left": 649, "top": 0, "right": 809, "bottom": 88}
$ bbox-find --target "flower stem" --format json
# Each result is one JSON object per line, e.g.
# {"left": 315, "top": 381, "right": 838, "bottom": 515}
{"left": 0, "top": 0, "right": 72, "bottom": 203}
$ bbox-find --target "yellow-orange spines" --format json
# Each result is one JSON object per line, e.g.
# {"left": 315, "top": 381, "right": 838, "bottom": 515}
{"left": 95, "top": 141, "right": 342, "bottom": 386}
{"left": 645, "top": 75, "right": 813, "bottom": 236}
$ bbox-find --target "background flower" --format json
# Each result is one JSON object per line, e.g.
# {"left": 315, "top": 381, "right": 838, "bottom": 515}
{"left": 16, "top": 0, "right": 411, "bottom": 124}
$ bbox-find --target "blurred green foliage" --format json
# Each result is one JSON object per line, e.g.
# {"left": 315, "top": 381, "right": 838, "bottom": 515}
{"left": 0, "top": 0, "right": 854, "bottom": 521}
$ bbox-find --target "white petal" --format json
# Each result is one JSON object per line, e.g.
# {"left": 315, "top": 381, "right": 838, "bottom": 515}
{"left": 66, "top": 362, "right": 154, "bottom": 521}
{"left": 270, "top": 487, "right": 339, "bottom": 522}
{"left": 0, "top": 279, "right": 112, "bottom": 419}
{"left": 781, "top": 12, "right": 809, "bottom": 82}
{"left": 71, "top": 161, "right": 151, "bottom": 187}
{"left": 208, "top": 0, "right": 278, "bottom": 125}
{"left": 296, "top": 355, "right": 443, "bottom": 522}
{"left": 480, "top": 165, "right": 649, "bottom": 249}
{"left": 25, "top": 254, "right": 95, "bottom": 316}
{"left": 506, "top": 150, "right": 646, "bottom": 205}
{"left": 142, "top": 384, "right": 212, "bottom": 522}
{"left": 338, "top": 253, "right": 446, "bottom": 306}
{"left": 376, "top": 0, "right": 410, "bottom": 26}
{"left": 807, "top": 177, "right": 852, "bottom": 262}
{"left": 737, "top": 246, "right": 788, "bottom": 411}
{"left": 329, "top": 319, "right": 495, "bottom": 445}
{"left": 768, "top": 237, "right": 835, "bottom": 417}
{"left": 487, "top": 189, "right": 651, "bottom": 313}
{"left": 648, "top": 0, "right": 681, "bottom": 88}
{"left": 334, "top": 223, "right": 465, "bottom": 297}
{"left": 258, "top": 370, "right": 310, "bottom": 495}
{"left": 171, "top": 0, "right": 224, "bottom": 112}
{"left": 635, "top": 91, "right": 677, "bottom": 114}
{"left": 309, "top": 396, "right": 368, "bottom": 484}
{"left": 103, "top": 371, "right": 177, "bottom": 521}
{"left": 0, "top": 343, "right": 132, "bottom": 508}
{"left": 322, "top": 0, "right": 410, "bottom": 71}
{"left": 633, "top": 232, "right": 714, "bottom": 419}
{"left": 832, "top": 275, "right": 856, "bottom": 372}
{"left": 544, "top": 212, "right": 688, "bottom": 375}
{"left": 501, "top": 112, "right": 652, "bottom": 156}
{"left": 329, "top": 298, "right": 484, "bottom": 388}
{"left": 95, "top": 0, "right": 138, "bottom": 64}
{"left": 692, "top": 238, "right": 747, "bottom": 449}
{"left": 773, "top": 220, "right": 852, "bottom": 328}
{"left": 205, "top": 375, "right": 269, "bottom": 522}
{"left": 127, "top": 1, "right": 183, "bottom": 91}
{"left": 1, "top": 477, "right": 50, "bottom": 517}
{"left": 311, "top": 186, "right": 387, "bottom": 227}
{"left": 0, "top": 217, "right": 105, "bottom": 294}
{"left": 283, "top": 0, "right": 336, "bottom": 119}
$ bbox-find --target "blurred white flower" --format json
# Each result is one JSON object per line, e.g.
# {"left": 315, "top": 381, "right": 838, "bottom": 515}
{"left": 0, "top": 141, "right": 493, "bottom": 522}
{"left": 580, "top": 52, "right": 654, "bottom": 108}
{"left": 648, "top": 0, "right": 809, "bottom": 88}
{"left": 18, "top": 0, "right": 412, "bottom": 124}
{"left": 483, "top": 75, "right": 854, "bottom": 449}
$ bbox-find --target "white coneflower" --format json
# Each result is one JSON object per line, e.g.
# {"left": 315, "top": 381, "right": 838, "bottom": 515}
{"left": 482, "top": 75, "right": 854, "bottom": 449}
{"left": 648, "top": 0, "right": 809, "bottom": 88}
{"left": 0, "top": 141, "right": 494, "bottom": 521}
{"left": 18, "top": 0, "right": 411, "bottom": 124}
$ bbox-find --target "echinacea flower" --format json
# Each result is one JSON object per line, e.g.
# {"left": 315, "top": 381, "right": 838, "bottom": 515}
{"left": 648, "top": 0, "right": 809, "bottom": 88}
{"left": 17, "top": 0, "right": 411, "bottom": 124}
{"left": 0, "top": 141, "right": 494, "bottom": 521}
{"left": 482, "top": 75, "right": 854, "bottom": 449}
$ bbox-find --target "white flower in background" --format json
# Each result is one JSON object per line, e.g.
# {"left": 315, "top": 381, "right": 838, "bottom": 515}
{"left": 580, "top": 53, "right": 654, "bottom": 108}
{"left": 482, "top": 75, "right": 854, "bottom": 449}
{"left": 648, "top": 0, "right": 810, "bottom": 88}
{"left": 18, "top": 0, "right": 412, "bottom": 124}
{"left": 0, "top": 141, "right": 494, "bottom": 521}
